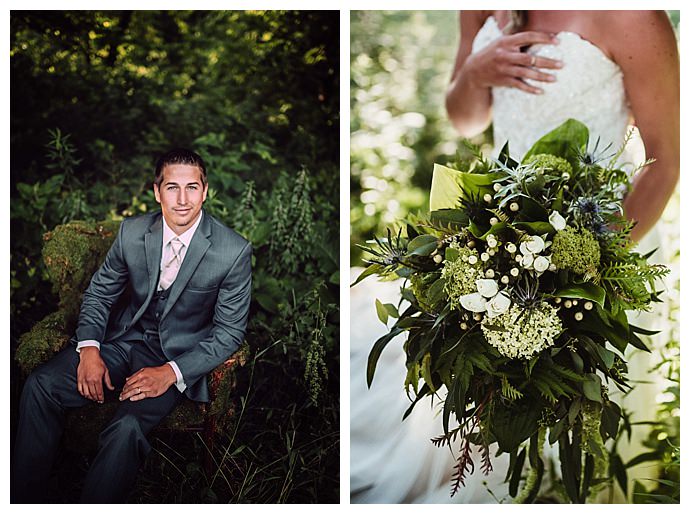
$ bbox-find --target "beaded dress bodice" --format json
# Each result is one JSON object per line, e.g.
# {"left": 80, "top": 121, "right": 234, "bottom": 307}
{"left": 472, "top": 16, "right": 631, "bottom": 160}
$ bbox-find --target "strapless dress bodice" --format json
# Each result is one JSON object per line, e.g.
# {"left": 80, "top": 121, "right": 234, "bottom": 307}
{"left": 472, "top": 16, "right": 632, "bottom": 160}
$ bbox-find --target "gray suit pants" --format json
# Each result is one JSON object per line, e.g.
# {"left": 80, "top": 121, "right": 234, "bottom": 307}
{"left": 11, "top": 337, "right": 183, "bottom": 503}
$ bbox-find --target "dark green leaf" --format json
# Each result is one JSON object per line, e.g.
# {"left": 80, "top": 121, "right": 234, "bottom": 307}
{"left": 367, "top": 326, "right": 404, "bottom": 387}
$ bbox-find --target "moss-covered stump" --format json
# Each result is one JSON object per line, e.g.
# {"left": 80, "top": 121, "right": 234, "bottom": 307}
{"left": 207, "top": 342, "right": 250, "bottom": 431}
{"left": 43, "top": 220, "right": 121, "bottom": 323}
{"left": 15, "top": 310, "right": 71, "bottom": 375}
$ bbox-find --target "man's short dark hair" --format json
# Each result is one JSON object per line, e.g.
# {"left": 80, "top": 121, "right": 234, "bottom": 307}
{"left": 155, "top": 148, "right": 207, "bottom": 187}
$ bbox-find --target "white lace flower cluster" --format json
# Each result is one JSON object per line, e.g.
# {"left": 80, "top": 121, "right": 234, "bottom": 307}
{"left": 481, "top": 302, "right": 563, "bottom": 359}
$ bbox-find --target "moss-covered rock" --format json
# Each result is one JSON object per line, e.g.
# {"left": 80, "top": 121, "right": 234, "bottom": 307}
{"left": 15, "top": 310, "right": 71, "bottom": 375}
{"left": 42, "top": 220, "right": 121, "bottom": 323}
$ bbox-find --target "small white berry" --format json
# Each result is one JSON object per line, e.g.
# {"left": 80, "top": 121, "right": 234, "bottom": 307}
{"left": 584, "top": 301, "right": 593, "bottom": 311}
{"left": 487, "top": 237, "right": 498, "bottom": 248}
{"left": 548, "top": 263, "right": 557, "bottom": 272}
{"left": 473, "top": 313, "right": 483, "bottom": 321}
{"left": 574, "top": 312, "right": 584, "bottom": 321}
{"left": 572, "top": 300, "right": 578, "bottom": 306}
{"left": 509, "top": 202, "right": 519, "bottom": 212}
{"left": 493, "top": 183, "right": 501, "bottom": 192}
{"left": 489, "top": 217, "right": 499, "bottom": 225}
{"left": 481, "top": 252, "right": 490, "bottom": 262}
{"left": 510, "top": 267, "right": 519, "bottom": 277}
{"left": 564, "top": 300, "right": 572, "bottom": 308}
{"left": 460, "top": 322, "right": 468, "bottom": 330}
{"left": 488, "top": 249, "right": 496, "bottom": 256}
{"left": 506, "top": 243, "right": 517, "bottom": 253}
{"left": 483, "top": 193, "right": 493, "bottom": 203}
{"left": 554, "top": 297, "right": 562, "bottom": 304}
{"left": 433, "top": 254, "right": 443, "bottom": 264}
{"left": 501, "top": 275, "right": 510, "bottom": 284}
{"left": 485, "top": 269, "right": 495, "bottom": 279}
{"left": 468, "top": 255, "right": 478, "bottom": 265}
{"left": 515, "top": 254, "right": 523, "bottom": 263}
{"left": 467, "top": 240, "right": 476, "bottom": 249}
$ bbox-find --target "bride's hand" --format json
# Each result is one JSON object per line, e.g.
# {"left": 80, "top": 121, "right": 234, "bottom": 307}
{"left": 464, "top": 31, "right": 562, "bottom": 94}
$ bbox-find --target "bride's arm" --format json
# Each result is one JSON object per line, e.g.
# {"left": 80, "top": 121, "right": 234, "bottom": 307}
{"left": 445, "top": 12, "right": 494, "bottom": 137}
{"left": 610, "top": 11, "right": 680, "bottom": 241}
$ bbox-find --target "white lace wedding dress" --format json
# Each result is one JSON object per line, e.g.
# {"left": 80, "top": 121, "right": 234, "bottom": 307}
{"left": 350, "top": 15, "right": 671, "bottom": 503}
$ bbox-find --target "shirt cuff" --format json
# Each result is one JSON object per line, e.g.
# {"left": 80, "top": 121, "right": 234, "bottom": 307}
{"left": 76, "top": 340, "right": 101, "bottom": 352}
{"left": 167, "top": 361, "right": 187, "bottom": 393}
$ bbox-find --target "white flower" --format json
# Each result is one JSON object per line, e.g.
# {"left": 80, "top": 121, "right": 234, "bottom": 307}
{"left": 521, "top": 235, "right": 545, "bottom": 254}
{"left": 486, "top": 291, "right": 511, "bottom": 318}
{"left": 476, "top": 279, "right": 499, "bottom": 298}
{"left": 460, "top": 292, "right": 487, "bottom": 312}
{"left": 533, "top": 255, "right": 550, "bottom": 273}
{"left": 549, "top": 211, "right": 567, "bottom": 231}
{"left": 521, "top": 252, "right": 534, "bottom": 268}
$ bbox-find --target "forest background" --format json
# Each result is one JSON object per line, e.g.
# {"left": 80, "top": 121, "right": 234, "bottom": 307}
{"left": 10, "top": 10, "right": 339, "bottom": 503}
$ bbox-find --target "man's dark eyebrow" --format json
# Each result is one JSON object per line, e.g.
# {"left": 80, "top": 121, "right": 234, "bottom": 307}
{"left": 163, "top": 180, "right": 202, "bottom": 186}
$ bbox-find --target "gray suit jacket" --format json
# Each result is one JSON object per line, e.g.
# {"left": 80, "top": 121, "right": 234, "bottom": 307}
{"left": 73, "top": 209, "right": 252, "bottom": 402}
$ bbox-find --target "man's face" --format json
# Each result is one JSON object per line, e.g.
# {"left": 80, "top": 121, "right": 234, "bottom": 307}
{"left": 154, "top": 164, "right": 208, "bottom": 235}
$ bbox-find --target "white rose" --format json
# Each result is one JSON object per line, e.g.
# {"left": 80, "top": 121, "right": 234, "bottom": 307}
{"left": 459, "top": 292, "right": 487, "bottom": 313}
{"left": 521, "top": 252, "right": 534, "bottom": 268}
{"left": 549, "top": 211, "right": 567, "bottom": 231}
{"left": 533, "top": 255, "right": 550, "bottom": 273}
{"left": 524, "top": 235, "right": 545, "bottom": 254}
{"left": 476, "top": 279, "right": 499, "bottom": 298}
{"left": 485, "top": 291, "right": 511, "bottom": 318}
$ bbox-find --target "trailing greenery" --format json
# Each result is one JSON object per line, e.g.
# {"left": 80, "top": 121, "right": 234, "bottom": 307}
{"left": 357, "top": 120, "right": 669, "bottom": 503}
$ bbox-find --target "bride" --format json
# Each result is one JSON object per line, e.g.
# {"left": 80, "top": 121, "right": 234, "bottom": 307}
{"left": 350, "top": 10, "right": 679, "bottom": 503}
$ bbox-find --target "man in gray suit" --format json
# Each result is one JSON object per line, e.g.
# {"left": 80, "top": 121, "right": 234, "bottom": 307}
{"left": 12, "top": 148, "right": 252, "bottom": 503}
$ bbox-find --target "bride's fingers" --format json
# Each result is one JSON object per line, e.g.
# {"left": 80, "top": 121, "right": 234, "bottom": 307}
{"left": 505, "top": 31, "right": 559, "bottom": 49}
{"left": 512, "top": 52, "right": 563, "bottom": 70}
{"left": 504, "top": 77, "right": 543, "bottom": 95}
{"left": 507, "top": 65, "right": 556, "bottom": 83}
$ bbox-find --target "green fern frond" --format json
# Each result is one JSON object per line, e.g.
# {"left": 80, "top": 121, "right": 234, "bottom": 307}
{"left": 501, "top": 375, "right": 524, "bottom": 401}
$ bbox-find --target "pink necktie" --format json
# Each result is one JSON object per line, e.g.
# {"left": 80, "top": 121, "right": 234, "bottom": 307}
{"left": 159, "top": 238, "right": 184, "bottom": 290}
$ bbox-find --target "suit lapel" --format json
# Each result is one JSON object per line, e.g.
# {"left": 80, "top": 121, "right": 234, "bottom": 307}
{"left": 144, "top": 215, "right": 164, "bottom": 298}
{"left": 161, "top": 211, "right": 212, "bottom": 320}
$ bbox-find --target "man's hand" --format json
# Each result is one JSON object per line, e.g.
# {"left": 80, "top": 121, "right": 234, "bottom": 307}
{"left": 77, "top": 346, "right": 114, "bottom": 403}
{"left": 119, "top": 364, "right": 177, "bottom": 402}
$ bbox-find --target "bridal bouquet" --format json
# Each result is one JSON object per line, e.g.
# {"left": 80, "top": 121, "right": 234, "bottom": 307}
{"left": 355, "top": 119, "right": 668, "bottom": 503}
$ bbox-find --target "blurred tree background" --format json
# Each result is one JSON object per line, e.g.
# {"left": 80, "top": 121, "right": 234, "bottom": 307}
{"left": 11, "top": 10, "right": 339, "bottom": 503}
{"left": 350, "top": 10, "right": 679, "bottom": 503}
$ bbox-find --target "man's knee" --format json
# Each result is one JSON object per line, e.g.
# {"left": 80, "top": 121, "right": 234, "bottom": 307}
{"left": 99, "top": 414, "right": 151, "bottom": 455}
